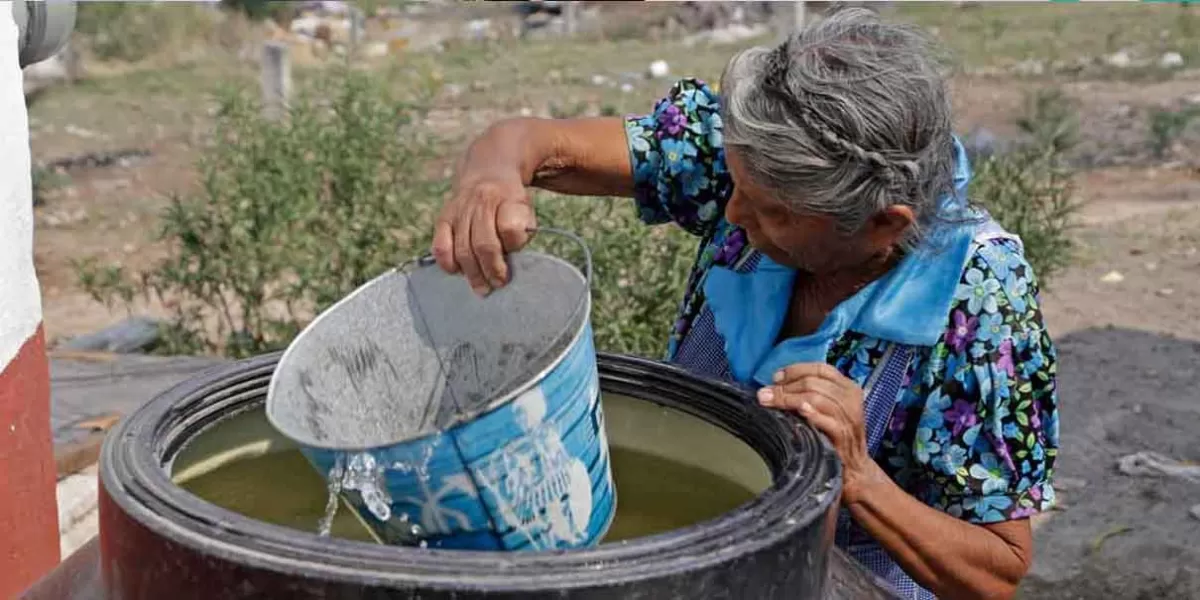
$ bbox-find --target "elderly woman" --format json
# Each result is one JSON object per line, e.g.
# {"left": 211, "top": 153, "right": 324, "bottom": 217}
{"left": 433, "top": 8, "right": 1058, "bottom": 600}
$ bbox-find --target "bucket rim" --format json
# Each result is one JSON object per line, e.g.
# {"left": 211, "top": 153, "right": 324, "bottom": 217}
{"left": 264, "top": 249, "right": 592, "bottom": 452}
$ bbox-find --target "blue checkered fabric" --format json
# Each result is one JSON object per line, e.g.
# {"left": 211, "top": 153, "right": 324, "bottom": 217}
{"left": 671, "top": 305, "right": 734, "bottom": 383}
{"left": 835, "top": 344, "right": 935, "bottom": 599}
{"left": 670, "top": 252, "right": 759, "bottom": 386}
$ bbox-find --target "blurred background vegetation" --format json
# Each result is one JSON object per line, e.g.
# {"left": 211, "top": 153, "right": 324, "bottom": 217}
{"left": 41, "top": 1, "right": 1200, "bottom": 358}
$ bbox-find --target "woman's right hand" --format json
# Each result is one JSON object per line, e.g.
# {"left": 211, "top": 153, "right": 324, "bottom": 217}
{"left": 432, "top": 163, "right": 537, "bottom": 296}
{"left": 431, "top": 116, "right": 632, "bottom": 295}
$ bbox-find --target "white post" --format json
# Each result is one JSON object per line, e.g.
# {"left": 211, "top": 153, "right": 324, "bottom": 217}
{"left": 261, "top": 41, "right": 291, "bottom": 121}
{"left": 564, "top": 1, "right": 580, "bottom": 36}
{"left": 349, "top": 8, "right": 364, "bottom": 56}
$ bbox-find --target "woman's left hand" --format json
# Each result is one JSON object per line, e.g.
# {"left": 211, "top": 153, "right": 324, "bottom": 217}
{"left": 756, "top": 363, "right": 884, "bottom": 505}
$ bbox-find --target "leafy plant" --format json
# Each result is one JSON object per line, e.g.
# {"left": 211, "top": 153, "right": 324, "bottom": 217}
{"left": 76, "top": 3, "right": 220, "bottom": 62}
{"left": 972, "top": 146, "right": 1080, "bottom": 286}
{"left": 1015, "top": 86, "right": 1080, "bottom": 155}
{"left": 527, "top": 196, "right": 695, "bottom": 358}
{"left": 1147, "top": 105, "right": 1200, "bottom": 159}
{"left": 77, "top": 69, "right": 446, "bottom": 357}
{"left": 31, "top": 166, "right": 68, "bottom": 207}
{"left": 973, "top": 87, "right": 1082, "bottom": 285}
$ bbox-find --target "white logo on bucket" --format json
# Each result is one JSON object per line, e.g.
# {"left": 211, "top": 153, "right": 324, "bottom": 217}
{"left": 474, "top": 386, "right": 593, "bottom": 549}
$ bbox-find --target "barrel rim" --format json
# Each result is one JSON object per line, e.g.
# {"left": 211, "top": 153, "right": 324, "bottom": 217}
{"left": 264, "top": 249, "right": 592, "bottom": 451}
{"left": 101, "top": 352, "right": 841, "bottom": 592}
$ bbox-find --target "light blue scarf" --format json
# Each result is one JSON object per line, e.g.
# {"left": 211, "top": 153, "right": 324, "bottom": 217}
{"left": 703, "top": 138, "right": 980, "bottom": 387}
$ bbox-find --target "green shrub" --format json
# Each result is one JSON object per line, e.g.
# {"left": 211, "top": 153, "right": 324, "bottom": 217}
{"left": 971, "top": 146, "right": 1080, "bottom": 285}
{"left": 77, "top": 69, "right": 446, "bottom": 357}
{"left": 76, "top": 3, "right": 219, "bottom": 62}
{"left": 972, "top": 87, "right": 1081, "bottom": 285}
{"left": 1147, "top": 104, "right": 1200, "bottom": 159}
{"left": 527, "top": 197, "right": 695, "bottom": 358}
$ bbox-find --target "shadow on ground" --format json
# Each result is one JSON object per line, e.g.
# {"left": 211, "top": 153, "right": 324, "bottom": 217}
{"left": 1019, "top": 326, "right": 1200, "bottom": 600}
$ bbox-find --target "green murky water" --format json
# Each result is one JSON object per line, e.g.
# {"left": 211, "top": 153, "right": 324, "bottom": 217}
{"left": 178, "top": 445, "right": 758, "bottom": 545}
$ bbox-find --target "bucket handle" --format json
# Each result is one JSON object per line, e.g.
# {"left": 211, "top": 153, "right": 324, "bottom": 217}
{"left": 409, "top": 226, "right": 593, "bottom": 287}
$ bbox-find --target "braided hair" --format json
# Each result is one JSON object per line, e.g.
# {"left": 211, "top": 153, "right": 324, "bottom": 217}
{"left": 760, "top": 38, "right": 922, "bottom": 193}
{"left": 719, "top": 5, "right": 958, "bottom": 249}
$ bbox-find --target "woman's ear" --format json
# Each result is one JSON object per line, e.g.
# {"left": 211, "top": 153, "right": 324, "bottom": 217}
{"left": 866, "top": 205, "right": 915, "bottom": 252}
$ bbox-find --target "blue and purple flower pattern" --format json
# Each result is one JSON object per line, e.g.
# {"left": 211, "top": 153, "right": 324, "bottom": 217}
{"left": 625, "top": 78, "right": 1059, "bottom": 524}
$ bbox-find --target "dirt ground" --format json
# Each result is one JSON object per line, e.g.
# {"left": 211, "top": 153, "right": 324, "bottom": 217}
{"left": 25, "top": 3, "right": 1200, "bottom": 598}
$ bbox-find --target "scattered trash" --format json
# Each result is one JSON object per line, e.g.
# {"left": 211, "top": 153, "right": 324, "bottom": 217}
{"left": 590, "top": 74, "right": 608, "bottom": 86}
{"left": 1156, "top": 288, "right": 1175, "bottom": 298}
{"left": 1159, "top": 52, "right": 1184, "bottom": 69}
{"left": 1054, "top": 476, "right": 1088, "bottom": 491}
{"left": 463, "top": 18, "right": 494, "bottom": 41}
{"left": 1190, "top": 504, "right": 1200, "bottom": 522}
{"left": 620, "top": 83, "right": 633, "bottom": 94}
{"left": 64, "top": 124, "right": 98, "bottom": 139}
{"left": 683, "top": 23, "right": 771, "bottom": 46}
{"left": 1116, "top": 451, "right": 1200, "bottom": 482}
{"left": 1145, "top": 262, "right": 1159, "bottom": 272}
{"left": 73, "top": 414, "right": 121, "bottom": 433}
{"left": 61, "top": 317, "right": 162, "bottom": 354}
{"left": 1105, "top": 51, "right": 1132, "bottom": 69}
{"left": 1013, "top": 59, "right": 1046, "bottom": 76}
{"left": 363, "top": 42, "right": 389, "bottom": 58}
{"left": 1087, "top": 524, "right": 1134, "bottom": 555}
{"left": 44, "top": 148, "right": 151, "bottom": 172}
{"left": 41, "top": 208, "right": 87, "bottom": 228}
{"left": 648, "top": 60, "right": 670, "bottom": 79}
{"left": 1100, "top": 270, "right": 1125, "bottom": 283}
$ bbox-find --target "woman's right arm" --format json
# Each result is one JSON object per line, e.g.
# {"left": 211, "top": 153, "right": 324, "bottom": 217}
{"left": 435, "top": 78, "right": 729, "bottom": 294}
{"left": 433, "top": 116, "right": 632, "bottom": 294}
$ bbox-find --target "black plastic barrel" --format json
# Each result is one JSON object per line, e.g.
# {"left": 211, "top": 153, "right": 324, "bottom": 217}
{"left": 98, "top": 352, "right": 843, "bottom": 599}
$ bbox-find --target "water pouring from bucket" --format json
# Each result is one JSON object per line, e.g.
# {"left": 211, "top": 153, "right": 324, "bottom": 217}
{"left": 265, "top": 229, "right": 615, "bottom": 551}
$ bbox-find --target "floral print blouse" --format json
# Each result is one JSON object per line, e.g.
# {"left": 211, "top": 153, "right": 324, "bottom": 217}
{"left": 624, "top": 78, "right": 1059, "bottom": 525}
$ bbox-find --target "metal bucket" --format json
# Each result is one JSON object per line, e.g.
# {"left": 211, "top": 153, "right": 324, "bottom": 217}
{"left": 265, "top": 229, "right": 613, "bottom": 551}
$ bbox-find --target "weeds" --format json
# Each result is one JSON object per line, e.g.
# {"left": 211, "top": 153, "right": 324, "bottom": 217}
{"left": 75, "top": 3, "right": 223, "bottom": 63}
{"left": 1147, "top": 105, "right": 1200, "bottom": 159}
{"left": 76, "top": 69, "right": 446, "bottom": 357}
{"left": 31, "top": 166, "right": 68, "bottom": 207}
{"left": 1015, "top": 87, "right": 1080, "bottom": 155}
{"left": 528, "top": 196, "right": 696, "bottom": 358}
{"left": 973, "top": 87, "right": 1082, "bottom": 285}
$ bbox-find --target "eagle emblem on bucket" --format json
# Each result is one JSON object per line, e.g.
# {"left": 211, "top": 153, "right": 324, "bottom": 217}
{"left": 472, "top": 386, "right": 596, "bottom": 549}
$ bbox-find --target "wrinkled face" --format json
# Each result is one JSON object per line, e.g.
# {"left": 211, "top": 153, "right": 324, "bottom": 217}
{"left": 724, "top": 148, "right": 911, "bottom": 274}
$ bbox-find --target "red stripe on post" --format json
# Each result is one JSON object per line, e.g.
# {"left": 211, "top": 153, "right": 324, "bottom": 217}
{"left": 0, "top": 326, "right": 60, "bottom": 598}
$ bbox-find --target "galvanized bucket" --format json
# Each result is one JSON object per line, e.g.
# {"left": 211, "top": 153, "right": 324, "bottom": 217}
{"left": 265, "top": 229, "right": 614, "bottom": 551}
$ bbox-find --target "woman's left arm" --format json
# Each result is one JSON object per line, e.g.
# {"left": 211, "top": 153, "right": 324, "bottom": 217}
{"left": 760, "top": 365, "right": 1032, "bottom": 600}
{"left": 842, "top": 457, "right": 1032, "bottom": 599}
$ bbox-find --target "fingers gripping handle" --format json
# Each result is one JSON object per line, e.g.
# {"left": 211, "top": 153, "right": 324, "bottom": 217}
{"left": 413, "top": 226, "right": 593, "bottom": 288}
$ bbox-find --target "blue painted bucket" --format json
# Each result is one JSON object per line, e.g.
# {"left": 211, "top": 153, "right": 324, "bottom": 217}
{"left": 265, "top": 229, "right": 614, "bottom": 551}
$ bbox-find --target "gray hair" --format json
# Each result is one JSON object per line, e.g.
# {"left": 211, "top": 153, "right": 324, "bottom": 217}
{"left": 719, "top": 6, "right": 957, "bottom": 248}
